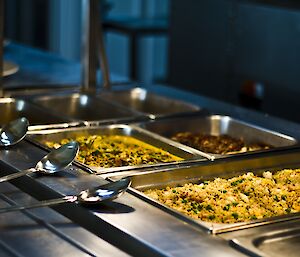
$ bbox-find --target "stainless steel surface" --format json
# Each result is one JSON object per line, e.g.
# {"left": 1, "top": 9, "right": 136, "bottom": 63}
{"left": 81, "top": 0, "right": 98, "bottom": 93}
{"left": 30, "top": 93, "right": 141, "bottom": 122}
{"left": 0, "top": 141, "right": 79, "bottom": 183}
{"left": 97, "top": 87, "right": 201, "bottom": 118}
{"left": 232, "top": 226, "right": 300, "bottom": 257}
{"left": 220, "top": 219, "right": 300, "bottom": 257}
{"left": 138, "top": 114, "right": 297, "bottom": 157}
{"left": 126, "top": 149, "right": 300, "bottom": 234}
{"left": 0, "top": 182, "right": 130, "bottom": 257}
{"left": 28, "top": 124, "right": 203, "bottom": 174}
{"left": 0, "top": 178, "right": 130, "bottom": 213}
{"left": 0, "top": 117, "right": 28, "bottom": 146}
{"left": 0, "top": 98, "right": 71, "bottom": 125}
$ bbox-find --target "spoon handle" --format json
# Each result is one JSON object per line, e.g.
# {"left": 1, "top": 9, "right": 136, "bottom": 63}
{"left": 0, "top": 196, "right": 77, "bottom": 214}
{"left": 0, "top": 168, "right": 37, "bottom": 183}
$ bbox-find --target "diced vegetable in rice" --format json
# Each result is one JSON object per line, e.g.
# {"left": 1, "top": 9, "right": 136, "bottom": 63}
{"left": 144, "top": 169, "right": 300, "bottom": 223}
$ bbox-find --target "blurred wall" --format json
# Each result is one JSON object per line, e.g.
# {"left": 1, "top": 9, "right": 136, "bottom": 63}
{"left": 168, "top": 0, "right": 300, "bottom": 122}
{"left": 5, "top": 0, "right": 49, "bottom": 49}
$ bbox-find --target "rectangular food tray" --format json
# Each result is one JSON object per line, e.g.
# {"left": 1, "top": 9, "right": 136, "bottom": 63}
{"left": 137, "top": 114, "right": 297, "bottom": 157}
{"left": 27, "top": 124, "right": 205, "bottom": 174}
{"left": 29, "top": 93, "right": 143, "bottom": 124}
{"left": 123, "top": 149, "right": 300, "bottom": 234}
{"left": 0, "top": 98, "right": 72, "bottom": 126}
{"left": 230, "top": 219, "right": 300, "bottom": 257}
{"left": 96, "top": 87, "right": 202, "bottom": 119}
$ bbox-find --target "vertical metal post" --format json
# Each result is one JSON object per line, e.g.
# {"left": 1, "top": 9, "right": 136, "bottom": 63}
{"left": 0, "top": 0, "right": 4, "bottom": 97}
{"left": 97, "top": 8, "right": 111, "bottom": 89}
{"left": 81, "top": 0, "right": 98, "bottom": 93}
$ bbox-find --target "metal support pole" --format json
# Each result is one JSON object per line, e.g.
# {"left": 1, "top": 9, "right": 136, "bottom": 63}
{"left": 0, "top": 0, "right": 4, "bottom": 97}
{"left": 81, "top": 0, "right": 98, "bottom": 93}
{"left": 97, "top": 8, "right": 111, "bottom": 90}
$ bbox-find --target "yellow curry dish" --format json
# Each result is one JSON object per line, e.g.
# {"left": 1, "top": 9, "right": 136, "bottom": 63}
{"left": 45, "top": 135, "right": 182, "bottom": 168}
{"left": 144, "top": 169, "right": 300, "bottom": 223}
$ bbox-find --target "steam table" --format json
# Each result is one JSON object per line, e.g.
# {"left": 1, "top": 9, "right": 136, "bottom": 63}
{"left": 1, "top": 42, "right": 300, "bottom": 257}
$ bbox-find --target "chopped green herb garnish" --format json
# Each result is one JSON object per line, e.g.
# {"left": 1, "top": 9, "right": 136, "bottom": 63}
{"left": 205, "top": 205, "right": 213, "bottom": 211}
{"left": 223, "top": 204, "right": 231, "bottom": 211}
{"left": 232, "top": 213, "right": 239, "bottom": 219}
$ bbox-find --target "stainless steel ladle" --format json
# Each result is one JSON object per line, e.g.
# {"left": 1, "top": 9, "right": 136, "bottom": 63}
{"left": 0, "top": 141, "right": 79, "bottom": 183}
{"left": 0, "top": 117, "right": 29, "bottom": 146}
{"left": 0, "top": 177, "right": 131, "bottom": 213}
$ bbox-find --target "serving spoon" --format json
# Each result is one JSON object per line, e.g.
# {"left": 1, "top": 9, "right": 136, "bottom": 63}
{"left": 0, "top": 117, "right": 29, "bottom": 146}
{"left": 0, "top": 177, "right": 131, "bottom": 213}
{"left": 0, "top": 141, "right": 79, "bottom": 183}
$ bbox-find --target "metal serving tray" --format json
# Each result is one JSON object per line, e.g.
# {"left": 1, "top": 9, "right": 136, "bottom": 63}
{"left": 97, "top": 87, "right": 201, "bottom": 118}
{"left": 230, "top": 220, "right": 300, "bottom": 257}
{"left": 0, "top": 98, "right": 71, "bottom": 126}
{"left": 29, "top": 93, "right": 142, "bottom": 123}
{"left": 125, "top": 149, "right": 300, "bottom": 234}
{"left": 27, "top": 124, "right": 203, "bottom": 174}
{"left": 137, "top": 114, "right": 297, "bottom": 156}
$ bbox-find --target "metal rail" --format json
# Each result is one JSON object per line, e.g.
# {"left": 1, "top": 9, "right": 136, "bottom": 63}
{"left": 81, "top": 0, "right": 111, "bottom": 93}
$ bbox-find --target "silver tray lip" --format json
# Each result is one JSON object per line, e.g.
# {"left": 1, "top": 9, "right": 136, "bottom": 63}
{"left": 96, "top": 87, "right": 202, "bottom": 119}
{"left": 27, "top": 123, "right": 209, "bottom": 174}
{"left": 135, "top": 114, "right": 298, "bottom": 158}
{"left": 118, "top": 148, "right": 300, "bottom": 235}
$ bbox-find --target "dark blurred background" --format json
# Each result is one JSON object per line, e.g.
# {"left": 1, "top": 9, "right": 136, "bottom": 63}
{"left": 4, "top": 0, "right": 300, "bottom": 123}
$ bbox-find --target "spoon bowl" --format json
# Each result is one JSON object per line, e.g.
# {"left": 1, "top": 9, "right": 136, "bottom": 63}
{"left": 78, "top": 178, "right": 132, "bottom": 204}
{"left": 0, "top": 141, "right": 79, "bottom": 183}
{"left": 0, "top": 117, "right": 29, "bottom": 146}
{"left": 35, "top": 141, "right": 79, "bottom": 174}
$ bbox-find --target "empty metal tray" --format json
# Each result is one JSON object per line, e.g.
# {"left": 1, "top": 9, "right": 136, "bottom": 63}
{"left": 97, "top": 87, "right": 201, "bottom": 118}
{"left": 0, "top": 98, "right": 71, "bottom": 126}
{"left": 137, "top": 115, "right": 297, "bottom": 156}
{"left": 230, "top": 220, "right": 300, "bottom": 257}
{"left": 30, "top": 93, "right": 142, "bottom": 123}
{"left": 28, "top": 124, "right": 204, "bottom": 174}
{"left": 125, "top": 148, "right": 300, "bottom": 234}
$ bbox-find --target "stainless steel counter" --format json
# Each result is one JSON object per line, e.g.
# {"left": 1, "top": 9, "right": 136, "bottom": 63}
{"left": 0, "top": 179, "right": 129, "bottom": 257}
{"left": 1, "top": 43, "right": 300, "bottom": 256}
